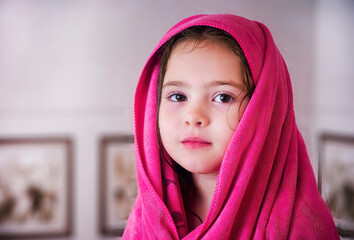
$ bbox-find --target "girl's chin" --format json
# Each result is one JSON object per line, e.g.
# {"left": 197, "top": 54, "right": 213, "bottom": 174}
{"left": 176, "top": 163, "right": 221, "bottom": 176}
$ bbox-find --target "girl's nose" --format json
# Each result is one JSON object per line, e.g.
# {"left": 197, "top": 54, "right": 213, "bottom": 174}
{"left": 184, "top": 105, "right": 210, "bottom": 127}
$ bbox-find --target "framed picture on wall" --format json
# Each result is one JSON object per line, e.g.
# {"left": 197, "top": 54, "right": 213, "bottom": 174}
{"left": 0, "top": 137, "right": 73, "bottom": 239}
{"left": 318, "top": 132, "right": 354, "bottom": 238}
{"left": 99, "top": 134, "right": 138, "bottom": 236}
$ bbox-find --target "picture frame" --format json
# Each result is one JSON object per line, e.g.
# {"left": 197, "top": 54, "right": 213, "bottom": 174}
{"left": 0, "top": 137, "right": 73, "bottom": 239}
{"left": 318, "top": 132, "right": 354, "bottom": 238}
{"left": 99, "top": 135, "right": 138, "bottom": 236}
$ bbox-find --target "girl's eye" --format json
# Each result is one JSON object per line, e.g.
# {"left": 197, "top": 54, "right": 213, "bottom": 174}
{"left": 213, "top": 93, "right": 234, "bottom": 103}
{"left": 168, "top": 93, "right": 187, "bottom": 102}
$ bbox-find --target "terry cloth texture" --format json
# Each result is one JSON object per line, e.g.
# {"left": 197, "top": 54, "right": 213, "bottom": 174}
{"left": 123, "top": 14, "right": 339, "bottom": 239}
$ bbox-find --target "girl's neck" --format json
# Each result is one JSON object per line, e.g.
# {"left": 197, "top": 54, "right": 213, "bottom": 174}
{"left": 187, "top": 172, "right": 218, "bottom": 231}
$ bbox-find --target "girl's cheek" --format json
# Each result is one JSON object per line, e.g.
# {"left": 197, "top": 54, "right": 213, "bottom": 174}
{"left": 161, "top": 101, "right": 181, "bottom": 111}
{"left": 159, "top": 103, "right": 180, "bottom": 121}
{"left": 226, "top": 98, "right": 250, "bottom": 130}
{"left": 226, "top": 102, "right": 240, "bottom": 130}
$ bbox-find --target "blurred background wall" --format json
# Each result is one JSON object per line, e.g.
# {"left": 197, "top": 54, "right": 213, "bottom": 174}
{"left": 0, "top": 0, "right": 353, "bottom": 239}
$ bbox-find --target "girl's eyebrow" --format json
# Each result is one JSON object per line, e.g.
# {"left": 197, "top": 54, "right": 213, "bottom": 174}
{"left": 162, "top": 80, "right": 190, "bottom": 89}
{"left": 162, "top": 80, "right": 244, "bottom": 90}
{"left": 208, "top": 80, "right": 244, "bottom": 90}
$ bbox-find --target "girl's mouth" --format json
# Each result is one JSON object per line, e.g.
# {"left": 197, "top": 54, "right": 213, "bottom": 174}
{"left": 181, "top": 137, "right": 212, "bottom": 149}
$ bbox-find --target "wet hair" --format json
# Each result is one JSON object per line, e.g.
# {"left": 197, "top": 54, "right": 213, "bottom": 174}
{"left": 155, "top": 26, "right": 255, "bottom": 222}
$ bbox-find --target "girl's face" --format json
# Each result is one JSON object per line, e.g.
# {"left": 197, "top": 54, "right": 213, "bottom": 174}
{"left": 159, "top": 40, "right": 249, "bottom": 176}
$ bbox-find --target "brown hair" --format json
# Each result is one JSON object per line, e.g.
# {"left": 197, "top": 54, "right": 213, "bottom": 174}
{"left": 156, "top": 26, "right": 255, "bottom": 222}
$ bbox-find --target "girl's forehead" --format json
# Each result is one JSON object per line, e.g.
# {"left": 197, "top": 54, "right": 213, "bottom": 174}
{"left": 164, "top": 40, "right": 245, "bottom": 89}
{"left": 167, "top": 41, "right": 242, "bottom": 73}
{"left": 170, "top": 39, "right": 236, "bottom": 57}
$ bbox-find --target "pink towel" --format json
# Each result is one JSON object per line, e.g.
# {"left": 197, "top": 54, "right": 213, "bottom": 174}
{"left": 123, "top": 14, "right": 339, "bottom": 239}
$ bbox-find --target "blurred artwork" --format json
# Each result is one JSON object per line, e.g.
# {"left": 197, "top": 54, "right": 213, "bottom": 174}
{"left": 100, "top": 135, "right": 138, "bottom": 236}
{"left": 319, "top": 133, "right": 354, "bottom": 238}
{"left": 0, "top": 138, "right": 72, "bottom": 238}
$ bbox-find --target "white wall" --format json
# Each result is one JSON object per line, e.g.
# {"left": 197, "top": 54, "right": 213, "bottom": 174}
{"left": 1, "top": 0, "right": 351, "bottom": 239}
{"left": 312, "top": 0, "right": 354, "bottom": 177}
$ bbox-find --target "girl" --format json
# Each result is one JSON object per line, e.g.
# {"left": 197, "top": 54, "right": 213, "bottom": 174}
{"left": 123, "top": 14, "right": 339, "bottom": 239}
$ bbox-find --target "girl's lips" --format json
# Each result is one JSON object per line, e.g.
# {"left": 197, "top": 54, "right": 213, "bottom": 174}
{"left": 181, "top": 137, "right": 212, "bottom": 149}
